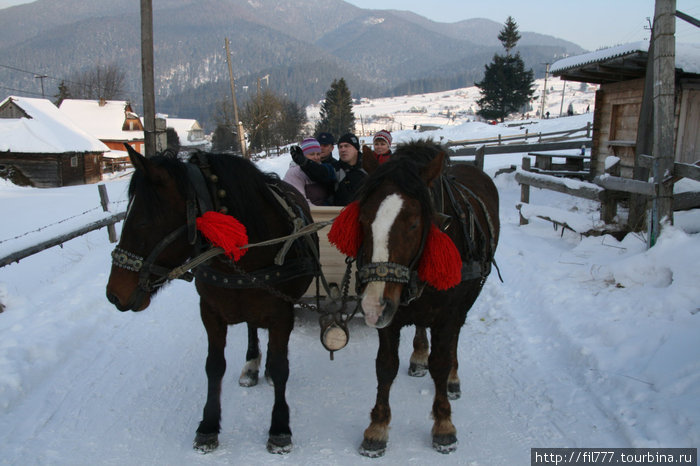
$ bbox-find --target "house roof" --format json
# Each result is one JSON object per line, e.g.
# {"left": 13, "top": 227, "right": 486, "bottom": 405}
{"left": 551, "top": 41, "right": 700, "bottom": 84}
{"left": 59, "top": 99, "right": 144, "bottom": 142}
{"left": 165, "top": 118, "right": 205, "bottom": 146}
{"left": 0, "top": 96, "right": 109, "bottom": 154}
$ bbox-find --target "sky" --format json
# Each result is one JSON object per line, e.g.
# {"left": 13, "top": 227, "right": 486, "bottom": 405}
{"left": 1, "top": 0, "right": 698, "bottom": 51}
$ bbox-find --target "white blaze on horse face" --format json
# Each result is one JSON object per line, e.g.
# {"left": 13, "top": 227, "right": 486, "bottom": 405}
{"left": 361, "top": 193, "right": 404, "bottom": 326}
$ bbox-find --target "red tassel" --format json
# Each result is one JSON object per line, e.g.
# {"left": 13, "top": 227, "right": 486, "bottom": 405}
{"left": 196, "top": 211, "right": 248, "bottom": 261}
{"left": 418, "top": 224, "right": 462, "bottom": 290}
{"left": 327, "top": 201, "right": 362, "bottom": 257}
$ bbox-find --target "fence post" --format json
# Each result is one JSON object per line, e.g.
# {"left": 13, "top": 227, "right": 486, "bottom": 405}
{"left": 525, "top": 128, "right": 528, "bottom": 141}
{"left": 586, "top": 121, "right": 591, "bottom": 138}
{"left": 98, "top": 184, "right": 118, "bottom": 243}
{"left": 520, "top": 157, "right": 531, "bottom": 225}
{"left": 475, "top": 145, "right": 485, "bottom": 170}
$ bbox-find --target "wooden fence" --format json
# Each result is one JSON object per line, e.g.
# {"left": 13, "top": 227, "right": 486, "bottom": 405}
{"left": 0, "top": 184, "right": 125, "bottom": 268}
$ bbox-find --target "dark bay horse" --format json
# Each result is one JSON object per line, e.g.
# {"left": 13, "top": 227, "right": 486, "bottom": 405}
{"left": 106, "top": 146, "right": 318, "bottom": 454}
{"left": 330, "top": 140, "right": 499, "bottom": 456}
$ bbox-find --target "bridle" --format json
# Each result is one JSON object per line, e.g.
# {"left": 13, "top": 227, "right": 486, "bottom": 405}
{"left": 355, "top": 218, "right": 430, "bottom": 306}
{"left": 110, "top": 159, "right": 214, "bottom": 311}
{"left": 111, "top": 224, "right": 194, "bottom": 310}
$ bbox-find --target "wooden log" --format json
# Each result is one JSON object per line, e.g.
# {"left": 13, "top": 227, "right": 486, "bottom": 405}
{"left": 519, "top": 157, "right": 531, "bottom": 225}
{"left": 98, "top": 184, "right": 118, "bottom": 243}
{"left": 592, "top": 174, "right": 655, "bottom": 196}
{"left": 515, "top": 171, "right": 604, "bottom": 201}
{"left": 0, "top": 212, "right": 126, "bottom": 268}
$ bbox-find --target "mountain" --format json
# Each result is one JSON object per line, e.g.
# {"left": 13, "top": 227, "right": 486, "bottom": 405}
{"left": 0, "top": 0, "right": 587, "bottom": 130}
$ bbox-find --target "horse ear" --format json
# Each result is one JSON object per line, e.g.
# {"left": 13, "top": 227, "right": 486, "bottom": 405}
{"left": 125, "top": 143, "right": 146, "bottom": 172}
{"left": 421, "top": 152, "right": 445, "bottom": 186}
{"left": 362, "top": 145, "right": 378, "bottom": 174}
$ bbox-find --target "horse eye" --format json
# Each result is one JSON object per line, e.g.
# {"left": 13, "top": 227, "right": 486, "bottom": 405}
{"left": 409, "top": 221, "right": 419, "bottom": 231}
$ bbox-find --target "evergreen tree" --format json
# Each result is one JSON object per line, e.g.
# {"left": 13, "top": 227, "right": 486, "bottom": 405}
{"left": 498, "top": 16, "right": 521, "bottom": 55}
{"left": 211, "top": 123, "right": 237, "bottom": 152}
{"left": 475, "top": 17, "right": 535, "bottom": 122}
{"left": 315, "top": 78, "right": 355, "bottom": 139}
{"left": 54, "top": 80, "right": 71, "bottom": 107}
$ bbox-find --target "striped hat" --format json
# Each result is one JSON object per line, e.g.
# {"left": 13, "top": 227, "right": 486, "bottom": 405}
{"left": 300, "top": 138, "right": 321, "bottom": 155}
{"left": 373, "top": 129, "right": 392, "bottom": 145}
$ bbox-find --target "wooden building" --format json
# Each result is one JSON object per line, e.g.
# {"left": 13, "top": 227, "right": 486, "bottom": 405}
{"left": 0, "top": 96, "right": 109, "bottom": 187}
{"left": 551, "top": 42, "right": 700, "bottom": 178}
{"left": 59, "top": 99, "right": 145, "bottom": 170}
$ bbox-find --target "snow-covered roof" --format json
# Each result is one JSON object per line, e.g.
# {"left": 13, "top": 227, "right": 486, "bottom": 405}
{"left": 165, "top": 118, "right": 205, "bottom": 146}
{"left": 0, "top": 96, "right": 110, "bottom": 154}
{"left": 552, "top": 41, "right": 700, "bottom": 75}
{"left": 59, "top": 99, "right": 144, "bottom": 142}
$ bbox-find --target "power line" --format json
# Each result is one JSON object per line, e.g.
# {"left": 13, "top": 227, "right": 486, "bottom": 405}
{"left": 0, "top": 84, "right": 45, "bottom": 97}
{"left": 0, "top": 62, "right": 140, "bottom": 99}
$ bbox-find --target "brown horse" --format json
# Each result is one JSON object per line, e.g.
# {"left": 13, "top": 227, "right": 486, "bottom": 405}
{"left": 106, "top": 146, "right": 318, "bottom": 454}
{"left": 331, "top": 140, "right": 499, "bottom": 456}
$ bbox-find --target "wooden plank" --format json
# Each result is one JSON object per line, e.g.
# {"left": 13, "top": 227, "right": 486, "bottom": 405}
{"left": 674, "top": 191, "right": 700, "bottom": 211}
{"left": 0, "top": 212, "right": 126, "bottom": 268}
{"left": 515, "top": 171, "right": 604, "bottom": 201}
{"left": 592, "top": 175, "right": 655, "bottom": 196}
{"left": 306, "top": 206, "right": 354, "bottom": 297}
{"left": 452, "top": 140, "right": 591, "bottom": 157}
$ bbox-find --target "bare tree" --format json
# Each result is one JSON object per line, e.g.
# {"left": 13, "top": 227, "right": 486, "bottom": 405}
{"left": 66, "top": 63, "right": 126, "bottom": 100}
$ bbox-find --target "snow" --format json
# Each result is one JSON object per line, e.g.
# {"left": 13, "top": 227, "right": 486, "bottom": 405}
{"left": 551, "top": 41, "right": 700, "bottom": 75}
{"left": 59, "top": 99, "right": 144, "bottom": 142}
{"left": 1, "top": 95, "right": 700, "bottom": 465}
{"left": 306, "top": 78, "right": 598, "bottom": 135}
{"left": 0, "top": 96, "right": 109, "bottom": 153}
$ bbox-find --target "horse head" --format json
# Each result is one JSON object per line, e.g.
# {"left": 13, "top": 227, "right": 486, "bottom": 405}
{"left": 352, "top": 143, "right": 447, "bottom": 328}
{"left": 106, "top": 145, "right": 192, "bottom": 312}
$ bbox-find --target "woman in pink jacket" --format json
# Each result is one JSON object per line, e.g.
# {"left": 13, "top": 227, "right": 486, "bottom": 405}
{"left": 283, "top": 138, "right": 329, "bottom": 206}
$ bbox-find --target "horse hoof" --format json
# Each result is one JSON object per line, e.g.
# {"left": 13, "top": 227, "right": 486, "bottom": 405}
{"left": 238, "top": 370, "right": 259, "bottom": 387}
{"left": 267, "top": 433, "right": 292, "bottom": 454}
{"left": 447, "top": 382, "right": 461, "bottom": 400}
{"left": 432, "top": 434, "right": 458, "bottom": 454}
{"left": 193, "top": 432, "right": 219, "bottom": 453}
{"left": 359, "top": 438, "right": 387, "bottom": 458}
{"left": 408, "top": 362, "right": 428, "bottom": 377}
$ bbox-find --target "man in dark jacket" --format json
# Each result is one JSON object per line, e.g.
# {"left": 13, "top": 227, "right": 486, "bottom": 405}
{"left": 291, "top": 132, "right": 366, "bottom": 206}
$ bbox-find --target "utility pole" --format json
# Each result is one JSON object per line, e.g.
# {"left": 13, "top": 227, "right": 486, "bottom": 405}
{"left": 540, "top": 63, "right": 550, "bottom": 118}
{"left": 34, "top": 74, "right": 47, "bottom": 97}
{"left": 648, "top": 0, "right": 676, "bottom": 247}
{"left": 140, "top": 0, "right": 156, "bottom": 157}
{"left": 225, "top": 37, "right": 247, "bottom": 158}
{"left": 558, "top": 80, "right": 567, "bottom": 117}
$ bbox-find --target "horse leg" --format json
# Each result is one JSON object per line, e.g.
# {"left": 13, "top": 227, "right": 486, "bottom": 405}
{"left": 264, "top": 307, "right": 294, "bottom": 454}
{"left": 359, "top": 325, "right": 400, "bottom": 458}
{"left": 408, "top": 325, "right": 429, "bottom": 377}
{"left": 447, "top": 326, "right": 462, "bottom": 400}
{"left": 428, "top": 321, "right": 458, "bottom": 454}
{"left": 194, "top": 304, "right": 228, "bottom": 453}
{"left": 239, "top": 323, "right": 262, "bottom": 387}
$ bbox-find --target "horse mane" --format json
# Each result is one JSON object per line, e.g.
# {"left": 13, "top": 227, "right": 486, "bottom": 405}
{"left": 359, "top": 139, "right": 446, "bottom": 218}
{"left": 129, "top": 152, "right": 286, "bottom": 240}
{"left": 195, "top": 153, "right": 286, "bottom": 241}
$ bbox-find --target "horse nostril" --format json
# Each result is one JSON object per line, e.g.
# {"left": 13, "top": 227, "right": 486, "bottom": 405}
{"left": 106, "top": 291, "right": 120, "bottom": 306}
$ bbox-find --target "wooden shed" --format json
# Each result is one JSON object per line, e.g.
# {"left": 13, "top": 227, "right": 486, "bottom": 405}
{"left": 0, "top": 96, "right": 109, "bottom": 188}
{"left": 551, "top": 42, "right": 700, "bottom": 178}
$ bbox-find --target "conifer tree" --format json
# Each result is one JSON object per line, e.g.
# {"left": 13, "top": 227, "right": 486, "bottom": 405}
{"left": 315, "top": 78, "right": 355, "bottom": 139}
{"left": 476, "top": 17, "right": 534, "bottom": 122}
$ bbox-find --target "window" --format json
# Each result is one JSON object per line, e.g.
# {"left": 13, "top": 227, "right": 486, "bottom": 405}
{"left": 70, "top": 156, "right": 78, "bottom": 167}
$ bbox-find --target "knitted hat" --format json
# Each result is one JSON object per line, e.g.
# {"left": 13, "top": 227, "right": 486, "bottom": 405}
{"left": 337, "top": 133, "right": 360, "bottom": 152}
{"left": 300, "top": 138, "right": 321, "bottom": 155}
{"left": 373, "top": 129, "right": 392, "bottom": 145}
{"left": 317, "top": 132, "right": 335, "bottom": 145}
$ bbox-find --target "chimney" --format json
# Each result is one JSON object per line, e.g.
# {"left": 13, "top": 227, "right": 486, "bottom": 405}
{"left": 99, "top": 98, "right": 106, "bottom": 107}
